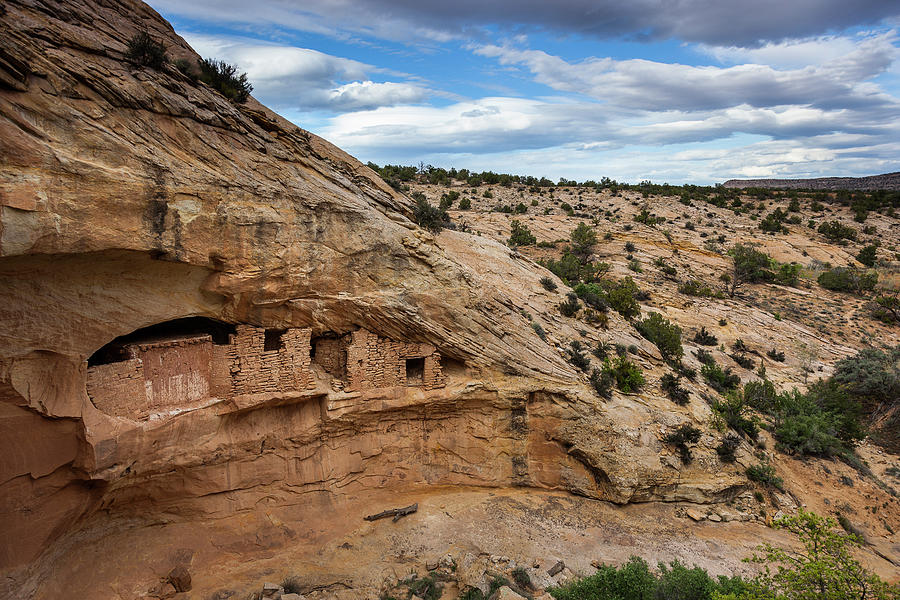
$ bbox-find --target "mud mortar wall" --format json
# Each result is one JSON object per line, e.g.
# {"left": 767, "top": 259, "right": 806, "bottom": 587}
{"left": 137, "top": 336, "right": 212, "bottom": 409}
{"left": 229, "top": 326, "right": 315, "bottom": 396}
{"left": 85, "top": 359, "right": 147, "bottom": 418}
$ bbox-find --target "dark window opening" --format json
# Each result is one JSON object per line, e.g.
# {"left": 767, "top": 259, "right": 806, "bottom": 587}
{"left": 88, "top": 317, "right": 236, "bottom": 366}
{"left": 264, "top": 329, "right": 286, "bottom": 352}
{"left": 406, "top": 357, "right": 425, "bottom": 386}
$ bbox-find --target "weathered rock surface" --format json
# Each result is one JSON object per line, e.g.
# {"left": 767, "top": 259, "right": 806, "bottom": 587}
{"left": 1, "top": 1, "right": 898, "bottom": 598}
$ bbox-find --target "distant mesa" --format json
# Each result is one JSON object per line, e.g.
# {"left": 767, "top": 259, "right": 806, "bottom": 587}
{"left": 722, "top": 171, "right": 900, "bottom": 191}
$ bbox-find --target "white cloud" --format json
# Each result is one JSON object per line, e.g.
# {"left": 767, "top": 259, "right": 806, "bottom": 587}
{"left": 475, "top": 34, "right": 899, "bottom": 112}
{"left": 183, "top": 33, "right": 428, "bottom": 112}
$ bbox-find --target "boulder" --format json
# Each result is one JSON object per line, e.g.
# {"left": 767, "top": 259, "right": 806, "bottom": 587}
{"left": 457, "top": 553, "right": 491, "bottom": 597}
{"left": 489, "top": 586, "right": 527, "bottom": 600}
{"left": 547, "top": 560, "right": 565, "bottom": 576}
{"left": 166, "top": 566, "right": 191, "bottom": 593}
{"left": 685, "top": 507, "right": 707, "bottom": 521}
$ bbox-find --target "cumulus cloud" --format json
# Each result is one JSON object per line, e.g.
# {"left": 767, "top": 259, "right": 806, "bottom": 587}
{"left": 183, "top": 34, "right": 428, "bottom": 112}
{"left": 150, "top": 2, "right": 900, "bottom": 183}
{"left": 152, "top": 0, "right": 899, "bottom": 47}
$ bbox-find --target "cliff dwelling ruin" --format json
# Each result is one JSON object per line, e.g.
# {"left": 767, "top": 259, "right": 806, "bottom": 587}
{"left": 87, "top": 318, "right": 445, "bottom": 420}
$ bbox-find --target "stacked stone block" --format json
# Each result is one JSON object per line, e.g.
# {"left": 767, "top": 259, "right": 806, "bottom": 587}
{"left": 228, "top": 326, "right": 314, "bottom": 396}
{"left": 86, "top": 324, "right": 445, "bottom": 420}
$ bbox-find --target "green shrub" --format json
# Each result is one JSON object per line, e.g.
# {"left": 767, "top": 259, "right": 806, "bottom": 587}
{"left": 602, "top": 356, "right": 645, "bottom": 393}
{"left": 574, "top": 282, "right": 610, "bottom": 312}
{"left": 832, "top": 346, "right": 900, "bottom": 406}
{"left": 531, "top": 321, "right": 547, "bottom": 341}
{"left": 458, "top": 197, "right": 471, "bottom": 210}
{"left": 872, "top": 293, "right": 900, "bottom": 324}
{"left": 511, "top": 566, "right": 532, "bottom": 590}
{"left": 702, "top": 362, "right": 741, "bottom": 394}
{"left": 759, "top": 208, "right": 788, "bottom": 233}
{"left": 412, "top": 195, "right": 449, "bottom": 233}
{"left": 665, "top": 423, "right": 702, "bottom": 463}
{"left": 549, "top": 556, "right": 751, "bottom": 600}
{"left": 567, "top": 340, "right": 591, "bottom": 372}
{"left": 406, "top": 574, "right": 442, "bottom": 600}
{"left": 694, "top": 348, "right": 715, "bottom": 365}
{"left": 751, "top": 509, "right": 900, "bottom": 599}
{"left": 712, "top": 390, "right": 759, "bottom": 439}
{"left": 543, "top": 251, "right": 593, "bottom": 283}
{"left": 438, "top": 190, "right": 459, "bottom": 210}
{"left": 817, "top": 267, "right": 878, "bottom": 293}
{"left": 593, "top": 341, "right": 611, "bottom": 360}
{"left": 198, "top": 57, "right": 253, "bottom": 103}
{"left": 678, "top": 279, "right": 717, "bottom": 297}
{"left": 746, "top": 463, "right": 784, "bottom": 490}
{"left": 174, "top": 58, "right": 198, "bottom": 81}
{"left": 126, "top": 31, "right": 167, "bottom": 68}
{"left": 661, "top": 373, "right": 690, "bottom": 405}
{"left": 693, "top": 327, "right": 717, "bottom": 346}
{"left": 766, "top": 348, "right": 786, "bottom": 362}
{"left": 590, "top": 368, "right": 615, "bottom": 399}
{"left": 281, "top": 576, "right": 303, "bottom": 594}
{"left": 765, "top": 380, "right": 866, "bottom": 457}
{"left": 857, "top": 244, "right": 878, "bottom": 267}
{"left": 716, "top": 434, "right": 741, "bottom": 463}
{"left": 743, "top": 380, "right": 777, "bottom": 412}
{"left": 570, "top": 223, "right": 597, "bottom": 262}
{"left": 775, "top": 410, "right": 846, "bottom": 457}
{"left": 539, "top": 276, "right": 557, "bottom": 291}
{"left": 634, "top": 312, "right": 683, "bottom": 360}
{"left": 730, "top": 352, "right": 755, "bottom": 370}
{"left": 508, "top": 219, "right": 537, "bottom": 246}
{"left": 722, "top": 244, "right": 775, "bottom": 297}
{"left": 549, "top": 556, "right": 655, "bottom": 600}
{"left": 818, "top": 220, "right": 858, "bottom": 242}
{"left": 604, "top": 276, "right": 642, "bottom": 319}
{"left": 559, "top": 293, "right": 580, "bottom": 317}
{"left": 775, "top": 262, "right": 801, "bottom": 286}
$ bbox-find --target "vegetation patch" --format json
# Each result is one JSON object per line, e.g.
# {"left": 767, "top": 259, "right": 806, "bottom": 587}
{"left": 126, "top": 31, "right": 167, "bottom": 68}
{"left": 197, "top": 58, "right": 253, "bottom": 103}
{"left": 634, "top": 312, "right": 683, "bottom": 361}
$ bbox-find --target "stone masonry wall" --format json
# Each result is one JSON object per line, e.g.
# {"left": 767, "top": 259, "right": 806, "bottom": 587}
{"left": 228, "top": 326, "right": 314, "bottom": 396}
{"left": 87, "top": 325, "right": 441, "bottom": 419}
{"left": 135, "top": 335, "right": 212, "bottom": 412}
{"left": 312, "top": 337, "right": 346, "bottom": 379}
{"left": 85, "top": 358, "right": 148, "bottom": 419}
{"left": 343, "top": 328, "right": 445, "bottom": 392}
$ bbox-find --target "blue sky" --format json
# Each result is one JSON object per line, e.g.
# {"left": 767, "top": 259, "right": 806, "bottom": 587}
{"left": 148, "top": 0, "right": 900, "bottom": 184}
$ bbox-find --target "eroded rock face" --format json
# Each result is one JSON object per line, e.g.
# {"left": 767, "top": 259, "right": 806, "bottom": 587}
{"left": 0, "top": 0, "right": 748, "bottom": 595}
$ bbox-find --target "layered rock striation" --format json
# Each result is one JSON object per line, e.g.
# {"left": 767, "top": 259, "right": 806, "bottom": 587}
{"left": 0, "top": 1, "right": 750, "bottom": 596}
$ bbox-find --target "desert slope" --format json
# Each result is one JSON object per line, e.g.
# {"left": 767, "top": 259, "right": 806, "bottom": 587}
{"left": 1, "top": 1, "right": 898, "bottom": 598}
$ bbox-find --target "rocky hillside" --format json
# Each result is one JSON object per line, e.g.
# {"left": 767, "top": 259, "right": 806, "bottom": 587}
{"left": 723, "top": 171, "right": 900, "bottom": 190}
{"left": 0, "top": 1, "right": 898, "bottom": 599}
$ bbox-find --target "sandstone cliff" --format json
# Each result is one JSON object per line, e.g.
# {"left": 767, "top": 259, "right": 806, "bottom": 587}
{"left": 0, "top": 1, "right": 754, "bottom": 597}
{"left": 2, "top": 1, "right": 897, "bottom": 599}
